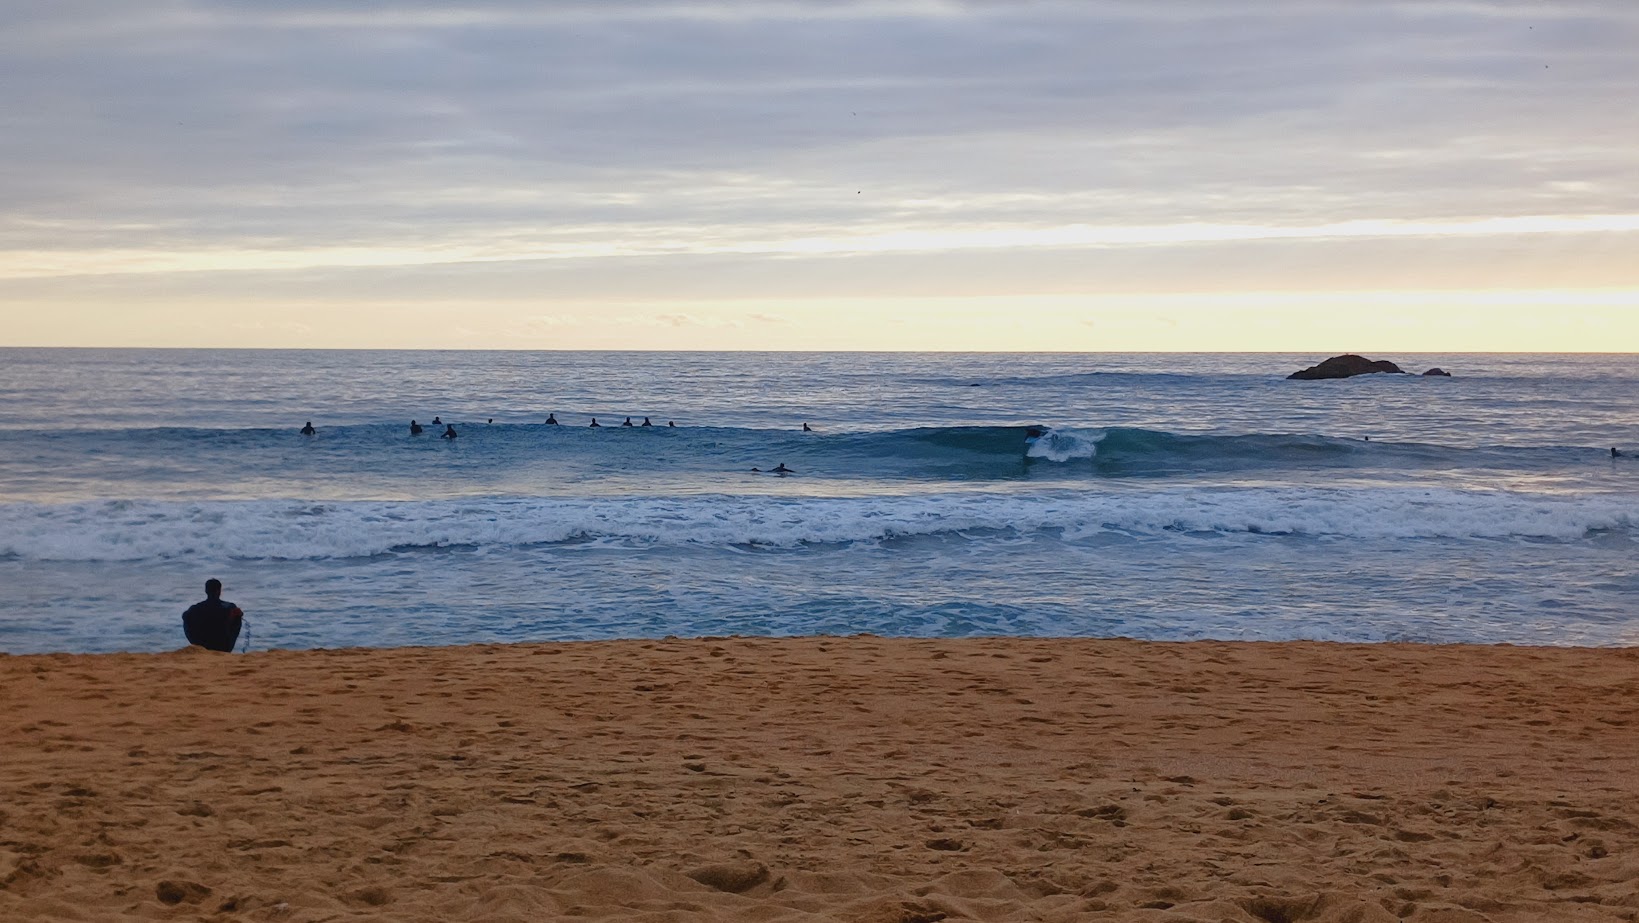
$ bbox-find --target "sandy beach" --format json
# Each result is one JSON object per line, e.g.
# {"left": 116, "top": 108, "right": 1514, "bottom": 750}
{"left": 4, "top": 636, "right": 1639, "bottom": 922}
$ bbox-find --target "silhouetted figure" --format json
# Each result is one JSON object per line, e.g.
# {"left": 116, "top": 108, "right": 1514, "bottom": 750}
{"left": 772, "top": 463, "right": 793, "bottom": 475}
{"left": 802, "top": 423, "right": 812, "bottom": 432}
{"left": 589, "top": 418, "right": 601, "bottom": 427}
{"left": 300, "top": 421, "right": 316, "bottom": 436}
{"left": 442, "top": 424, "right": 458, "bottom": 439}
{"left": 545, "top": 414, "right": 558, "bottom": 425}
{"left": 409, "top": 420, "right": 423, "bottom": 435}
{"left": 667, "top": 421, "right": 675, "bottom": 427}
{"left": 622, "top": 417, "right": 634, "bottom": 426}
{"left": 432, "top": 416, "right": 442, "bottom": 424}
{"left": 641, "top": 417, "right": 652, "bottom": 426}
{"left": 182, "top": 578, "right": 243, "bottom": 653}
{"left": 487, "top": 419, "right": 493, "bottom": 424}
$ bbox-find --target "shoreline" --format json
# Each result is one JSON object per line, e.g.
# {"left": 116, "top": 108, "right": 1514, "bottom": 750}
{"left": 6, "top": 636, "right": 1639, "bottom": 921}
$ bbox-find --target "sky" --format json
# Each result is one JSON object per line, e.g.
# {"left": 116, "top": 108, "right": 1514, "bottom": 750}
{"left": 2, "top": 0, "right": 1637, "bottom": 351}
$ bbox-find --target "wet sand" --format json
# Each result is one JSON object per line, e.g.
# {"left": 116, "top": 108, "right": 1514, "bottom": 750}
{"left": 4, "top": 637, "right": 1639, "bottom": 922}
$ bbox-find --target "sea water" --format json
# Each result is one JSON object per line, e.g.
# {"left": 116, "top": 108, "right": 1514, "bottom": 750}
{"left": 0, "top": 348, "right": 1634, "bottom": 653}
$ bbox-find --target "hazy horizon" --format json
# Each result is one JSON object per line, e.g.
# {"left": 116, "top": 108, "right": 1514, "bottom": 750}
{"left": 4, "top": 1, "right": 1636, "bottom": 351}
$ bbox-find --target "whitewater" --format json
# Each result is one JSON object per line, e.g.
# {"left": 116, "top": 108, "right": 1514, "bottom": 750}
{"left": 0, "top": 349, "right": 1634, "bottom": 653}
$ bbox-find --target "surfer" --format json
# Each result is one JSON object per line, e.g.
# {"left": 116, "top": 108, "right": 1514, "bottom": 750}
{"left": 622, "top": 417, "right": 634, "bottom": 426}
{"left": 545, "top": 414, "right": 558, "bottom": 425}
{"left": 668, "top": 421, "right": 676, "bottom": 427}
{"left": 589, "top": 418, "right": 601, "bottom": 427}
{"left": 300, "top": 421, "right": 316, "bottom": 436}
{"left": 802, "top": 423, "right": 812, "bottom": 432}
{"left": 432, "top": 417, "right": 442, "bottom": 424}
{"left": 182, "top": 579, "right": 243, "bottom": 653}
{"left": 442, "top": 424, "right": 458, "bottom": 439}
{"left": 772, "top": 463, "right": 793, "bottom": 475}
{"left": 409, "top": 420, "right": 423, "bottom": 435}
{"left": 641, "top": 417, "right": 652, "bottom": 426}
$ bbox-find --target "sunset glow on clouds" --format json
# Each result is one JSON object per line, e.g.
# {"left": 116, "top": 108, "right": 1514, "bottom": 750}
{"left": 2, "top": 0, "right": 1636, "bottom": 350}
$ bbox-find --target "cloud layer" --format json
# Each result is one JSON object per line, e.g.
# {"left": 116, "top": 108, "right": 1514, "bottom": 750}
{"left": 2, "top": 0, "right": 1636, "bottom": 346}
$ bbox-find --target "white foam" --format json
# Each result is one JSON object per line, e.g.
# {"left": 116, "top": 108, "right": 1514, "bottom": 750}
{"left": 1, "top": 486, "right": 1634, "bottom": 563}
{"left": 1025, "top": 427, "right": 1101, "bottom": 462}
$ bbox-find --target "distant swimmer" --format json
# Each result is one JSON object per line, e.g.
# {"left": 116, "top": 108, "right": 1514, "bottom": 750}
{"left": 300, "top": 421, "right": 316, "bottom": 436}
{"left": 802, "top": 423, "right": 812, "bottom": 432}
{"left": 409, "top": 420, "right": 423, "bottom": 435}
{"left": 442, "top": 424, "right": 458, "bottom": 439}
{"left": 487, "top": 418, "right": 493, "bottom": 424}
{"left": 622, "top": 417, "right": 634, "bottom": 426}
{"left": 641, "top": 417, "right": 652, "bottom": 426}
{"left": 772, "top": 463, "right": 793, "bottom": 475}
{"left": 667, "top": 421, "right": 676, "bottom": 427}
{"left": 545, "top": 414, "right": 559, "bottom": 425}
{"left": 432, "top": 417, "right": 442, "bottom": 424}
{"left": 589, "top": 418, "right": 601, "bottom": 427}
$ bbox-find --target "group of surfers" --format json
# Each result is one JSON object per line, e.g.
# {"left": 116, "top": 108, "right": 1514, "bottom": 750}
{"left": 296, "top": 415, "right": 808, "bottom": 473}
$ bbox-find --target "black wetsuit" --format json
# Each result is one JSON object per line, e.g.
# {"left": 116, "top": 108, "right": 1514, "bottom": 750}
{"left": 182, "top": 598, "right": 243, "bottom": 652}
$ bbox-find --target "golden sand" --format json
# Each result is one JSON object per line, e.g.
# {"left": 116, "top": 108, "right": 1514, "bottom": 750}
{"left": 4, "top": 637, "right": 1639, "bottom": 922}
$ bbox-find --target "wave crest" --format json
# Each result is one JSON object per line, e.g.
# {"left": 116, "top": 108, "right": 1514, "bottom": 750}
{"left": 0, "top": 488, "right": 1631, "bottom": 562}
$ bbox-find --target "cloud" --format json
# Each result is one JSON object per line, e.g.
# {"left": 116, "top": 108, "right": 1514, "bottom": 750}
{"left": 1, "top": 0, "right": 1636, "bottom": 346}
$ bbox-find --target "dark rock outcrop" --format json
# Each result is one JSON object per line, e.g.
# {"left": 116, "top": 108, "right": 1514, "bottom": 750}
{"left": 1287, "top": 355, "right": 1405, "bottom": 380}
{"left": 1422, "top": 368, "right": 1452, "bottom": 377}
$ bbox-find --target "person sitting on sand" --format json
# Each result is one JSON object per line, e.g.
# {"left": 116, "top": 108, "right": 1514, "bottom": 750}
{"left": 183, "top": 579, "right": 244, "bottom": 653}
{"left": 300, "top": 421, "right": 316, "bottom": 436}
{"left": 545, "top": 414, "right": 558, "bottom": 425}
{"left": 409, "top": 420, "right": 423, "bottom": 435}
{"left": 442, "top": 424, "right": 458, "bottom": 439}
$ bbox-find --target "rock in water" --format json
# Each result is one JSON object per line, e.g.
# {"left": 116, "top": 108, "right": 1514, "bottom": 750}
{"left": 1422, "top": 368, "right": 1452, "bottom": 377}
{"left": 1287, "top": 355, "right": 1406, "bottom": 380}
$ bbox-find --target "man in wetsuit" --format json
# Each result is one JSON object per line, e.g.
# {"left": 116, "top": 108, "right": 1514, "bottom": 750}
{"left": 183, "top": 579, "right": 243, "bottom": 652}
{"left": 300, "top": 422, "right": 316, "bottom": 435}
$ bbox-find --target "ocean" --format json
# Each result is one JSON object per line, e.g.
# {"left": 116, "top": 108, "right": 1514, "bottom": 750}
{"left": 0, "top": 348, "right": 1634, "bottom": 653}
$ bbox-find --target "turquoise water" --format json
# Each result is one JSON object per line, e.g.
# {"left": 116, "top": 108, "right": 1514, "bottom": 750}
{"left": 0, "top": 349, "right": 1635, "bottom": 652}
